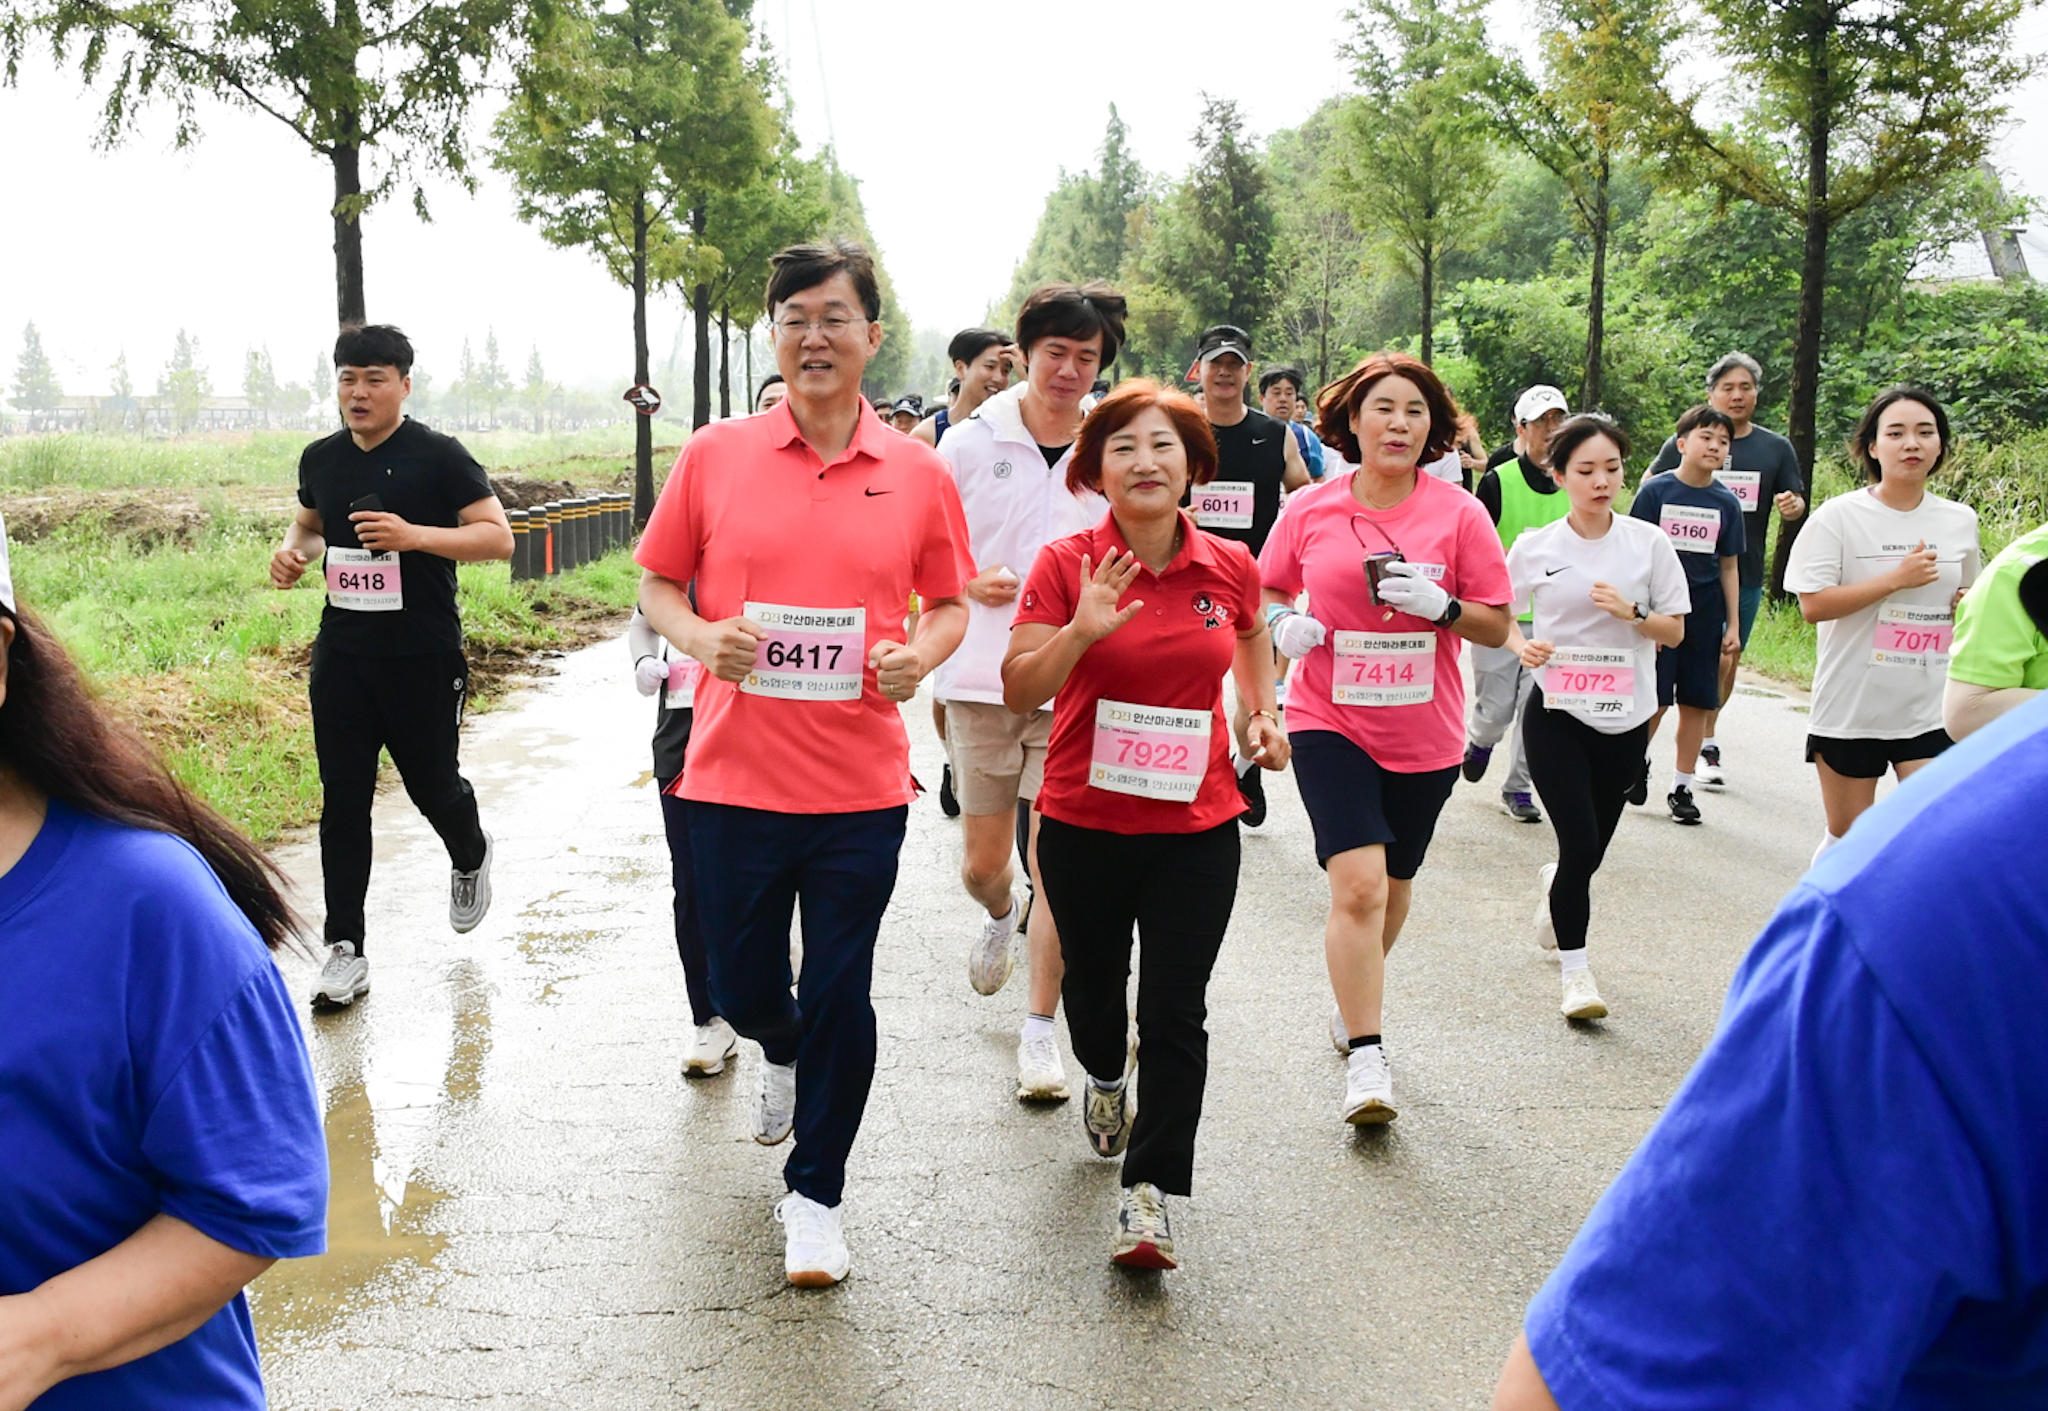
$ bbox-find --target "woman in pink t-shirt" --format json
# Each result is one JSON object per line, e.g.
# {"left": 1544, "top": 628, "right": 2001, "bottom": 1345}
{"left": 1257, "top": 352, "right": 1513, "bottom": 1126}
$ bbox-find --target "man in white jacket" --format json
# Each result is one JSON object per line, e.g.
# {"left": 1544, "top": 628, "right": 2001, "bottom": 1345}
{"left": 936, "top": 282, "right": 1124, "bottom": 1101}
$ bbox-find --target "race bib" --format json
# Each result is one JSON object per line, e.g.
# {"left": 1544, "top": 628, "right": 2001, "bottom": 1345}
{"left": 325, "top": 548, "right": 402, "bottom": 612}
{"left": 1713, "top": 469, "right": 1761, "bottom": 510}
{"left": 1660, "top": 504, "right": 1721, "bottom": 554}
{"left": 740, "top": 602, "right": 865, "bottom": 700}
{"left": 1870, "top": 603, "right": 1953, "bottom": 670}
{"left": 665, "top": 657, "right": 700, "bottom": 710}
{"left": 1332, "top": 632, "right": 1435, "bottom": 706}
{"left": 1090, "top": 699, "right": 1211, "bottom": 802}
{"left": 1542, "top": 647, "right": 1637, "bottom": 717}
{"left": 1191, "top": 481, "right": 1254, "bottom": 530}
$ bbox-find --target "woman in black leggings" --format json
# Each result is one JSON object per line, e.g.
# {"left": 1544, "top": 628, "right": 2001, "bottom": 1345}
{"left": 1502, "top": 417, "right": 1689, "bottom": 1018}
{"left": 1004, "top": 380, "right": 1286, "bottom": 1270}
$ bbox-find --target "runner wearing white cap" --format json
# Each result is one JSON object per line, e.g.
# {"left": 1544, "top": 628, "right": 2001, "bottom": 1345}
{"left": 1465, "top": 385, "right": 1571, "bottom": 824}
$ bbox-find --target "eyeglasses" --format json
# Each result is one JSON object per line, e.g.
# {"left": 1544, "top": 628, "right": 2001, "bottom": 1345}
{"left": 773, "top": 314, "right": 867, "bottom": 338}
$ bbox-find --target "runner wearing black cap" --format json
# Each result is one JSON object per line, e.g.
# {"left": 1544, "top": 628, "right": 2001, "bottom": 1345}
{"left": 1187, "top": 325, "right": 1310, "bottom": 826}
{"left": 268, "top": 324, "right": 513, "bottom": 1009}
{"left": 890, "top": 397, "right": 924, "bottom": 434}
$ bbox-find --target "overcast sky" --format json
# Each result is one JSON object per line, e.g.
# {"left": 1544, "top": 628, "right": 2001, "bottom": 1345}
{"left": 3, "top": 0, "right": 2047, "bottom": 400}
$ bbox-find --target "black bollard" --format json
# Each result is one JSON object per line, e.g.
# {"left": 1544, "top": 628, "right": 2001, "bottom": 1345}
{"left": 508, "top": 508, "right": 531, "bottom": 581}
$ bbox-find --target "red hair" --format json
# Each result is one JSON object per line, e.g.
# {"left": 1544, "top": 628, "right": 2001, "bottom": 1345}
{"left": 1314, "top": 351, "right": 1460, "bottom": 466}
{"left": 1068, "top": 380, "right": 1218, "bottom": 496}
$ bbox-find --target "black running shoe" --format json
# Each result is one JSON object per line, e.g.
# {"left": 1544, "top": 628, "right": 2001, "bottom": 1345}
{"left": 1626, "top": 756, "right": 1649, "bottom": 807}
{"left": 1461, "top": 742, "right": 1493, "bottom": 784}
{"left": 939, "top": 762, "right": 961, "bottom": 818}
{"left": 1668, "top": 785, "right": 1702, "bottom": 825}
{"left": 1236, "top": 763, "right": 1267, "bottom": 828}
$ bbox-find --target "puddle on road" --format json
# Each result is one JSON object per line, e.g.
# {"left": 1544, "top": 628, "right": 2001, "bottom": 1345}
{"left": 251, "top": 963, "right": 493, "bottom": 1356}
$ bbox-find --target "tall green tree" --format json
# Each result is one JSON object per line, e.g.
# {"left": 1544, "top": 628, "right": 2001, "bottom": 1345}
{"left": 818, "top": 151, "right": 914, "bottom": 398}
{"left": 10, "top": 323, "right": 61, "bottom": 424}
{"left": 494, "top": 0, "right": 775, "bottom": 520}
{"left": 1636, "top": 0, "right": 2034, "bottom": 513}
{"left": 158, "top": 328, "right": 209, "bottom": 432}
{"left": 1334, "top": 0, "right": 1498, "bottom": 363}
{"left": 13, "top": 0, "right": 519, "bottom": 326}
{"left": 242, "top": 346, "right": 279, "bottom": 427}
{"left": 1482, "top": 0, "right": 1673, "bottom": 407}
{"left": 523, "top": 347, "right": 550, "bottom": 431}
{"left": 1152, "top": 97, "right": 1275, "bottom": 336}
{"left": 1005, "top": 105, "right": 1150, "bottom": 312}
{"left": 698, "top": 131, "right": 830, "bottom": 416}
{"left": 1265, "top": 101, "right": 1369, "bottom": 389}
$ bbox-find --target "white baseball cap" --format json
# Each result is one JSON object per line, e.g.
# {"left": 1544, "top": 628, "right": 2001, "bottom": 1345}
{"left": 1514, "top": 385, "right": 1569, "bottom": 424}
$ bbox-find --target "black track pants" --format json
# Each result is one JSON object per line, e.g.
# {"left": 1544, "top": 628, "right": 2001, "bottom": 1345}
{"left": 1522, "top": 700, "right": 1649, "bottom": 952}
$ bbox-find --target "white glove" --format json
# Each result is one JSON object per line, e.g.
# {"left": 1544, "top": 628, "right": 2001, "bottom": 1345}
{"left": 1374, "top": 561, "right": 1451, "bottom": 622}
{"left": 1271, "top": 611, "right": 1327, "bottom": 659}
{"left": 633, "top": 655, "right": 669, "bottom": 697}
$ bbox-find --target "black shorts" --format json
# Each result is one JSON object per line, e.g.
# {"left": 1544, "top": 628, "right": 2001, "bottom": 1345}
{"left": 1805, "top": 729, "right": 1952, "bottom": 779}
{"left": 1657, "top": 585, "right": 1726, "bottom": 711}
{"left": 1288, "top": 729, "right": 1460, "bottom": 877}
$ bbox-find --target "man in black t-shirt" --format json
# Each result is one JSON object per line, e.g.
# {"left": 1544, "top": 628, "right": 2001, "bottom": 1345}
{"left": 269, "top": 324, "right": 514, "bottom": 1010}
{"left": 1185, "top": 324, "right": 1310, "bottom": 827}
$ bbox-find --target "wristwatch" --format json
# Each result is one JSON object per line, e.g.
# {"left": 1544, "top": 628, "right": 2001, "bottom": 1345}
{"left": 1433, "top": 598, "right": 1463, "bottom": 628}
{"left": 1632, "top": 600, "right": 1648, "bottom": 621}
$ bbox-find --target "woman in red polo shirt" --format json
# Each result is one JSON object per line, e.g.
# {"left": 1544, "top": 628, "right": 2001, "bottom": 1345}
{"left": 1004, "top": 380, "right": 1288, "bottom": 1272}
{"left": 1259, "top": 351, "right": 1513, "bottom": 1128}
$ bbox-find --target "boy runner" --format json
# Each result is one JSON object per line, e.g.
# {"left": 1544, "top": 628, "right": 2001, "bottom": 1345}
{"left": 1630, "top": 405, "right": 1744, "bottom": 824}
{"left": 1259, "top": 365, "right": 1325, "bottom": 480}
{"left": 269, "top": 324, "right": 512, "bottom": 1009}
{"left": 1643, "top": 352, "right": 1805, "bottom": 786}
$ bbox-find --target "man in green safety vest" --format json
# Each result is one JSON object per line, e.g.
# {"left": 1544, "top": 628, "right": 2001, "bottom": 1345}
{"left": 1465, "top": 385, "right": 1573, "bottom": 822}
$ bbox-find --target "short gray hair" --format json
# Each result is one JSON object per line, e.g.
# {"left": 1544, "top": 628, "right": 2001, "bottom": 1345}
{"left": 1707, "top": 352, "right": 1762, "bottom": 391}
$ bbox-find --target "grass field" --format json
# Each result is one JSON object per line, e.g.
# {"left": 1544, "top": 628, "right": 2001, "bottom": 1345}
{"left": 2, "top": 427, "right": 652, "bottom": 840}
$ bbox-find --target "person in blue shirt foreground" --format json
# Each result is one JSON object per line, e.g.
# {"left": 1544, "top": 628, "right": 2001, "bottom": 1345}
{"left": 0, "top": 512, "right": 328, "bottom": 1411}
{"left": 1492, "top": 589, "right": 2048, "bottom": 1407}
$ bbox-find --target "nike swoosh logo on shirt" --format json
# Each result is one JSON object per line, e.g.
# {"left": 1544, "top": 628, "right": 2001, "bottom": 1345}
{"left": 864, "top": 488, "right": 893, "bottom": 497}
{"left": 1250, "top": 437, "right": 1271, "bottom": 445}
{"left": 1545, "top": 566, "right": 1569, "bottom": 576}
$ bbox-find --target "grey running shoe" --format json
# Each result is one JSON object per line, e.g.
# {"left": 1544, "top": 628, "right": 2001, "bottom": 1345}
{"left": 1503, "top": 792, "right": 1543, "bottom": 823}
{"left": 450, "top": 831, "right": 493, "bottom": 933}
{"left": 1083, "top": 1075, "right": 1136, "bottom": 1158}
{"left": 1112, "top": 1182, "right": 1177, "bottom": 1270}
{"left": 312, "top": 942, "right": 369, "bottom": 1009}
{"left": 754, "top": 1059, "right": 797, "bottom": 1145}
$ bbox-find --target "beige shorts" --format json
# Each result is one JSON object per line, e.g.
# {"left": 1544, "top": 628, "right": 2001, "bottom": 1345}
{"left": 945, "top": 700, "right": 1051, "bottom": 815}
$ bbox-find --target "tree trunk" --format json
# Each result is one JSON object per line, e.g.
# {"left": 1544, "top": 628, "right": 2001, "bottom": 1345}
{"left": 718, "top": 303, "right": 731, "bottom": 419}
{"left": 1419, "top": 239, "right": 1435, "bottom": 366}
{"left": 745, "top": 321, "right": 754, "bottom": 413}
{"left": 691, "top": 204, "right": 712, "bottom": 430}
{"left": 632, "top": 193, "right": 654, "bottom": 528}
{"left": 1580, "top": 156, "right": 1610, "bottom": 411}
{"left": 1773, "top": 104, "right": 1830, "bottom": 599}
{"left": 331, "top": 139, "right": 366, "bottom": 327}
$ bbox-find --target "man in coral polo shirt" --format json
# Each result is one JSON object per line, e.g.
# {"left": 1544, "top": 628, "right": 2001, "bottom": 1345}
{"left": 636, "top": 239, "right": 973, "bottom": 1289}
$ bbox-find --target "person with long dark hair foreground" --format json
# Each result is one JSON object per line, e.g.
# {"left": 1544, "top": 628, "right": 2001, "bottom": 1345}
{"left": 1005, "top": 380, "right": 1287, "bottom": 1270}
{"left": 0, "top": 515, "right": 327, "bottom": 1408}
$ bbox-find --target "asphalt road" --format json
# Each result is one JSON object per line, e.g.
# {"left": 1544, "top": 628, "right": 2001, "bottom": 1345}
{"left": 252, "top": 634, "right": 1840, "bottom": 1410}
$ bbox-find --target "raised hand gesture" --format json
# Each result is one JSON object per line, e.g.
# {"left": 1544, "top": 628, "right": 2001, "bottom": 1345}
{"left": 1071, "top": 551, "right": 1144, "bottom": 646}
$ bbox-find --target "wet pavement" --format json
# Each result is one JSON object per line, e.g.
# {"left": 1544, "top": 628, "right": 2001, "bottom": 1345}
{"left": 254, "top": 635, "right": 1837, "bottom": 1409}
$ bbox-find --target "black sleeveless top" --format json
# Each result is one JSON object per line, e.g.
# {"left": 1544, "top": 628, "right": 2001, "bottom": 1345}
{"left": 1186, "top": 406, "right": 1289, "bottom": 556}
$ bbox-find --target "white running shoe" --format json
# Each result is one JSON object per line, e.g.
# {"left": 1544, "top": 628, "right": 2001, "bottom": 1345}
{"left": 681, "top": 1017, "right": 738, "bottom": 1077}
{"left": 449, "top": 831, "right": 493, "bottom": 934}
{"left": 311, "top": 942, "right": 369, "bottom": 1009}
{"left": 753, "top": 1059, "right": 797, "bottom": 1145}
{"left": 1561, "top": 968, "right": 1609, "bottom": 1020}
{"left": 1016, "top": 1029, "right": 1070, "bottom": 1102}
{"left": 775, "top": 1192, "right": 849, "bottom": 1287}
{"left": 1698, "top": 744, "right": 1726, "bottom": 791}
{"left": 1533, "top": 861, "right": 1558, "bottom": 950}
{"left": 1112, "top": 1182, "right": 1178, "bottom": 1270}
{"left": 1329, "top": 1002, "right": 1351, "bottom": 1055}
{"left": 1343, "top": 1044, "right": 1397, "bottom": 1125}
{"left": 968, "top": 897, "right": 1019, "bottom": 996}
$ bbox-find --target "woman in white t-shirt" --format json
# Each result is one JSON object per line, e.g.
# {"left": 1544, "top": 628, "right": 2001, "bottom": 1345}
{"left": 1504, "top": 416, "right": 1690, "bottom": 1020}
{"left": 1785, "top": 386, "right": 1981, "bottom": 862}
